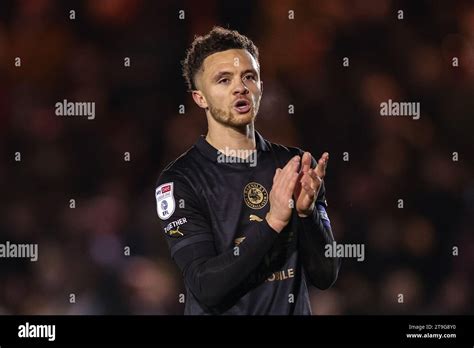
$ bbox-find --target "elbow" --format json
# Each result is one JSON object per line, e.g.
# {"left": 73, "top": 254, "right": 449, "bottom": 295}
{"left": 186, "top": 272, "right": 230, "bottom": 312}
{"left": 189, "top": 275, "right": 246, "bottom": 313}
{"left": 193, "top": 289, "right": 226, "bottom": 310}
{"left": 193, "top": 287, "right": 241, "bottom": 314}
{"left": 307, "top": 258, "right": 340, "bottom": 290}
{"left": 312, "top": 273, "right": 337, "bottom": 290}
{"left": 184, "top": 261, "right": 238, "bottom": 312}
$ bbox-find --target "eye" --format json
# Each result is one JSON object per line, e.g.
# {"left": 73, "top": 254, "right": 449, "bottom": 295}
{"left": 243, "top": 74, "right": 256, "bottom": 81}
{"left": 218, "top": 78, "right": 230, "bottom": 84}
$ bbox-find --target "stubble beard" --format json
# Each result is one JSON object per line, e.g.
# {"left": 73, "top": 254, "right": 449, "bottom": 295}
{"left": 208, "top": 99, "right": 260, "bottom": 129}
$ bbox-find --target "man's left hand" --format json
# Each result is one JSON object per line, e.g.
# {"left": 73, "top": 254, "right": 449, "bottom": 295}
{"left": 294, "top": 151, "right": 329, "bottom": 217}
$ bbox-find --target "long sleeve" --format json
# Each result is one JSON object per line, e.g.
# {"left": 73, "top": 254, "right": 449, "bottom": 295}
{"left": 297, "top": 183, "right": 341, "bottom": 290}
{"left": 156, "top": 171, "right": 278, "bottom": 312}
{"left": 173, "top": 220, "right": 278, "bottom": 312}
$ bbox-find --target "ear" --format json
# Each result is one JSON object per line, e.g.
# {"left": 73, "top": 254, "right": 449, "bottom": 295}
{"left": 192, "top": 90, "right": 208, "bottom": 109}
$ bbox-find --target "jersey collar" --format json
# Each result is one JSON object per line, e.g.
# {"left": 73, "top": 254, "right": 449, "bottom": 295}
{"left": 195, "top": 130, "right": 270, "bottom": 163}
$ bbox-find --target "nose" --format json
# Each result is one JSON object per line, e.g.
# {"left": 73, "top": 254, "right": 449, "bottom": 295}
{"left": 233, "top": 78, "right": 249, "bottom": 95}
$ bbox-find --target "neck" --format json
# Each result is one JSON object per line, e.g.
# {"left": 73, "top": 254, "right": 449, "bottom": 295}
{"left": 206, "top": 121, "right": 256, "bottom": 156}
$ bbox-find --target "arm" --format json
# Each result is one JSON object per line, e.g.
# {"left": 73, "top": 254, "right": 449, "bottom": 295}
{"left": 294, "top": 152, "right": 340, "bottom": 289}
{"left": 298, "top": 185, "right": 340, "bottom": 289}
{"left": 173, "top": 220, "right": 277, "bottom": 311}
{"left": 156, "top": 159, "right": 300, "bottom": 311}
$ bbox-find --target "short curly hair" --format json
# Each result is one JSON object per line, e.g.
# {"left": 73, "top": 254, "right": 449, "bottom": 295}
{"left": 182, "top": 26, "right": 259, "bottom": 91}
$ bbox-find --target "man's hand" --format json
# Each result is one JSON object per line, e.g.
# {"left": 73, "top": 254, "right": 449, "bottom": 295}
{"left": 266, "top": 156, "right": 300, "bottom": 233}
{"left": 295, "top": 152, "right": 329, "bottom": 217}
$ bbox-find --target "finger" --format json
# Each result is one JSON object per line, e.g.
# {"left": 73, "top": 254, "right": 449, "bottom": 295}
{"left": 300, "top": 171, "right": 312, "bottom": 187}
{"left": 275, "top": 162, "right": 288, "bottom": 190}
{"left": 273, "top": 168, "right": 282, "bottom": 185}
{"left": 307, "top": 168, "right": 322, "bottom": 182}
{"left": 303, "top": 170, "right": 319, "bottom": 191}
{"left": 306, "top": 171, "right": 318, "bottom": 191}
{"left": 307, "top": 172, "right": 323, "bottom": 198}
{"left": 302, "top": 182, "right": 316, "bottom": 199}
{"left": 315, "top": 152, "right": 329, "bottom": 178}
{"left": 278, "top": 156, "right": 298, "bottom": 181}
{"left": 287, "top": 171, "right": 299, "bottom": 197}
{"left": 301, "top": 152, "right": 312, "bottom": 174}
{"left": 313, "top": 175, "right": 321, "bottom": 192}
{"left": 297, "top": 168, "right": 305, "bottom": 183}
{"left": 280, "top": 156, "right": 300, "bottom": 187}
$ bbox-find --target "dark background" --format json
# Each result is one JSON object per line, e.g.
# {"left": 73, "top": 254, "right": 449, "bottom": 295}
{"left": 0, "top": 0, "right": 472, "bottom": 315}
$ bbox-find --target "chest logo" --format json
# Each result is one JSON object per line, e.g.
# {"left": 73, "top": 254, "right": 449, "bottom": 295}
{"left": 249, "top": 214, "right": 263, "bottom": 222}
{"left": 243, "top": 182, "right": 268, "bottom": 209}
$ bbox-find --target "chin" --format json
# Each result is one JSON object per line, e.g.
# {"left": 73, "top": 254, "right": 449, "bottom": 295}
{"left": 229, "top": 111, "right": 256, "bottom": 126}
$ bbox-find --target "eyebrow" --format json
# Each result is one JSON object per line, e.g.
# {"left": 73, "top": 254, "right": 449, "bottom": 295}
{"left": 213, "top": 71, "right": 233, "bottom": 81}
{"left": 212, "top": 68, "right": 258, "bottom": 81}
{"left": 241, "top": 68, "right": 258, "bottom": 77}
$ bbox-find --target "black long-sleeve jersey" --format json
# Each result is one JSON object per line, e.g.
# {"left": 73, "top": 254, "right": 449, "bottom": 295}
{"left": 155, "top": 131, "right": 340, "bottom": 315}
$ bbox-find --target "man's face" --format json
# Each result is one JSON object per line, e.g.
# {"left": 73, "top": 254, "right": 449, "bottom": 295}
{"left": 192, "top": 49, "right": 263, "bottom": 128}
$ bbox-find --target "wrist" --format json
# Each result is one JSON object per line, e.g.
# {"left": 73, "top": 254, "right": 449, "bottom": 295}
{"left": 298, "top": 212, "right": 311, "bottom": 218}
{"left": 265, "top": 213, "right": 287, "bottom": 233}
{"left": 297, "top": 204, "right": 315, "bottom": 218}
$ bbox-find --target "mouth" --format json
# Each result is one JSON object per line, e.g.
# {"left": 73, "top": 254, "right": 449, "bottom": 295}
{"left": 233, "top": 99, "right": 251, "bottom": 114}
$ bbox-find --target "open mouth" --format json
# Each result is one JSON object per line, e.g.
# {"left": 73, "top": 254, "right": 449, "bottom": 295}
{"left": 233, "top": 99, "right": 251, "bottom": 114}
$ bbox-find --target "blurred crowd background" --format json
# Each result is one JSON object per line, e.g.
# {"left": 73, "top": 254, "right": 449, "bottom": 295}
{"left": 0, "top": 0, "right": 473, "bottom": 315}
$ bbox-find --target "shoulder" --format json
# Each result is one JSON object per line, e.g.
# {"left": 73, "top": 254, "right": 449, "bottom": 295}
{"left": 257, "top": 130, "right": 303, "bottom": 157}
{"left": 155, "top": 145, "right": 200, "bottom": 188}
{"left": 265, "top": 135, "right": 310, "bottom": 164}
{"left": 154, "top": 146, "right": 204, "bottom": 220}
{"left": 262, "top": 136, "right": 317, "bottom": 167}
{"left": 269, "top": 141, "right": 304, "bottom": 158}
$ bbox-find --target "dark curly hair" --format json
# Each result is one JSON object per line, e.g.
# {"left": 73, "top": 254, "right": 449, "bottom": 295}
{"left": 182, "top": 26, "right": 259, "bottom": 91}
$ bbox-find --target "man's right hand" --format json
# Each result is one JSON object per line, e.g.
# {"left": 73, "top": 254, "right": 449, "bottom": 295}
{"left": 265, "top": 155, "right": 300, "bottom": 233}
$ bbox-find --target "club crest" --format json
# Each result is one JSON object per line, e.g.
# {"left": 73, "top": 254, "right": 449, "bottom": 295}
{"left": 243, "top": 182, "right": 268, "bottom": 209}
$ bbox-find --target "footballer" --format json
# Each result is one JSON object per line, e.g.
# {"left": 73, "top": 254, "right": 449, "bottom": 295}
{"left": 155, "top": 27, "right": 340, "bottom": 315}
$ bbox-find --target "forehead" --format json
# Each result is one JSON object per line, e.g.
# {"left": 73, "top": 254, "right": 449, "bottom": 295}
{"left": 202, "top": 49, "right": 259, "bottom": 77}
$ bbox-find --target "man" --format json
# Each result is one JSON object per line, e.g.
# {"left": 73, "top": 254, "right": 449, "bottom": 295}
{"left": 155, "top": 26, "right": 340, "bottom": 315}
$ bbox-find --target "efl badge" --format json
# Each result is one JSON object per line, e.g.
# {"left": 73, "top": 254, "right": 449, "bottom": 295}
{"left": 156, "top": 182, "right": 176, "bottom": 220}
{"left": 244, "top": 182, "right": 268, "bottom": 209}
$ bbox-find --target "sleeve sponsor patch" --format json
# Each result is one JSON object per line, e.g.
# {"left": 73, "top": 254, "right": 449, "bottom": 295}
{"left": 163, "top": 217, "right": 187, "bottom": 238}
{"left": 156, "top": 182, "right": 176, "bottom": 220}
